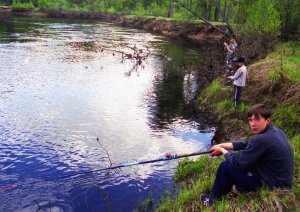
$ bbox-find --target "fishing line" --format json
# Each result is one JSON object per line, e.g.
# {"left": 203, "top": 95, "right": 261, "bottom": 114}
{"left": 0, "top": 150, "right": 211, "bottom": 191}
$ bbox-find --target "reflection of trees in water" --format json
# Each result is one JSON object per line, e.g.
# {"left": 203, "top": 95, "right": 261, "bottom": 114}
{"left": 147, "top": 43, "right": 194, "bottom": 130}
{"left": 1, "top": 16, "right": 46, "bottom": 43}
{"left": 2, "top": 17, "right": 16, "bottom": 42}
{"left": 147, "top": 42, "right": 223, "bottom": 131}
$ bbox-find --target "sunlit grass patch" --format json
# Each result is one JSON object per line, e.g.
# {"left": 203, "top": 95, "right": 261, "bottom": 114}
{"left": 267, "top": 69, "right": 281, "bottom": 81}
{"left": 291, "top": 135, "right": 300, "bottom": 201}
{"left": 269, "top": 42, "right": 300, "bottom": 82}
{"left": 12, "top": 0, "right": 35, "bottom": 9}
{"left": 273, "top": 104, "right": 300, "bottom": 138}
{"left": 213, "top": 189, "right": 300, "bottom": 211}
{"left": 197, "top": 78, "right": 231, "bottom": 107}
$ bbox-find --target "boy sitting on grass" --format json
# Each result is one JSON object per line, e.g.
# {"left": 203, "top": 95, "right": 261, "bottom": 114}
{"left": 200, "top": 104, "right": 294, "bottom": 207}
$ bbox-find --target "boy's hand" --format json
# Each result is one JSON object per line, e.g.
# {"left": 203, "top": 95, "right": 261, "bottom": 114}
{"left": 209, "top": 145, "right": 229, "bottom": 156}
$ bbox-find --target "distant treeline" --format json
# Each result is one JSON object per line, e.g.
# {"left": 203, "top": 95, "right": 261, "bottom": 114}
{"left": 1, "top": 0, "right": 299, "bottom": 39}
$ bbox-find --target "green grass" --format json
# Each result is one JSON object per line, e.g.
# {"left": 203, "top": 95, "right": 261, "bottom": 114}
{"left": 266, "top": 69, "right": 281, "bottom": 81}
{"left": 270, "top": 42, "right": 300, "bottom": 82}
{"left": 273, "top": 104, "right": 300, "bottom": 138}
{"left": 197, "top": 78, "right": 231, "bottom": 108}
{"left": 12, "top": 0, "right": 35, "bottom": 9}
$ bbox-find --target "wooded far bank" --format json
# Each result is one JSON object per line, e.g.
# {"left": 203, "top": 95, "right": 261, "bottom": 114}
{"left": 0, "top": 0, "right": 299, "bottom": 40}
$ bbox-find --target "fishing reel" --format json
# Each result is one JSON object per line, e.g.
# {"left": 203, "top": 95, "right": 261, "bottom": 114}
{"left": 162, "top": 153, "right": 176, "bottom": 160}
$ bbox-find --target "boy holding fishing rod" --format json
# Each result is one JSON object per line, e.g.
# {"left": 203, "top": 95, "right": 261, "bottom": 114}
{"left": 200, "top": 104, "right": 294, "bottom": 207}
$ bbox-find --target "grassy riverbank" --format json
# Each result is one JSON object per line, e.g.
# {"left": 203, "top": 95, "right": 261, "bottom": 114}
{"left": 153, "top": 42, "right": 300, "bottom": 211}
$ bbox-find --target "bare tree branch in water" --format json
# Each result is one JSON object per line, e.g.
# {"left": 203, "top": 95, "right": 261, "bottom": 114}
{"left": 67, "top": 41, "right": 170, "bottom": 73}
{"left": 96, "top": 137, "right": 113, "bottom": 171}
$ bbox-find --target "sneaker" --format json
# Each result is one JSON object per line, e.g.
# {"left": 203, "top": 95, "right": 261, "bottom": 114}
{"left": 200, "top": 194, "right": 213, "bottom": 207}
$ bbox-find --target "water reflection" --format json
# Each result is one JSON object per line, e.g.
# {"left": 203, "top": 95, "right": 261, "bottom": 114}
{"left": 0, "top": 16, "right": 216, "bottom": 211}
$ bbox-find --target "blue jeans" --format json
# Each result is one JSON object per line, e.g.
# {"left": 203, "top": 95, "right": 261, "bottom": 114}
{"left": 210, "top": 161, "right": 263, "bottom": 200}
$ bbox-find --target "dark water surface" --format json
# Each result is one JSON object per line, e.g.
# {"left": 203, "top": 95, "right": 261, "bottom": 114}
{"left": 0, "top": 16, "right": 215, "bottom": 211}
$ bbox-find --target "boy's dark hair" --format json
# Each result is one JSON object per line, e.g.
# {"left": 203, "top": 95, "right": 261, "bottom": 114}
{"left": 247, "top": 104, "right": 271, "bottom": 119}
{"left": 233, "top": 56, "right": 245, "bottom": 63}
{"left": 228, "top": 34, "right": 236, "bottom": 39}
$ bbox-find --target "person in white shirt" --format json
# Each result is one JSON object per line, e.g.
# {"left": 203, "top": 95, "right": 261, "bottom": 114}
{"left": 227, "top": 57, "right": 247, "bottom": 106}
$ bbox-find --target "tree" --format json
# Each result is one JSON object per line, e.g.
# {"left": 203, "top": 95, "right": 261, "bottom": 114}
{"left": 275, "top": 0, "right": 300, "bottom": 39}
{"left": 167, "top": 0, "right": 173, "bottom": 17}
{"left": 245, "top": 0, "right": 281, "bottom": 36}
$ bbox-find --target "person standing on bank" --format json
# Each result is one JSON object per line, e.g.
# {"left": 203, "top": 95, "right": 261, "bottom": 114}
{"left": 227, "top": 56, "right": 247, "bottom": 106}
{"left": 200, "top": 104, "right": 294, "bottom": 207}
{"left": 224, "top": 36, "right": 238, "bottom": 63}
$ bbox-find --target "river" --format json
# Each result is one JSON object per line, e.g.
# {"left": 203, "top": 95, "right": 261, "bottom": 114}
{"left": 0, "top": 16, "right": 216, "bottom": 211}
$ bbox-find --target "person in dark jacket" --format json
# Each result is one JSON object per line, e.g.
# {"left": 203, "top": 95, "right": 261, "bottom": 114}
{"left": 200, "top": 104, "right": 294, "bottom": 207}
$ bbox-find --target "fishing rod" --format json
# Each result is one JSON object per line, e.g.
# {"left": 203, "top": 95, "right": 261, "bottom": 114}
{"left": 173, "top": 0, "right": 231, "bottom": 36}
{"left": 212, "top": 0, "right": 235, "bottom": 37}
{"left": 0, "top": 150, "right": 211, "bottom": 191}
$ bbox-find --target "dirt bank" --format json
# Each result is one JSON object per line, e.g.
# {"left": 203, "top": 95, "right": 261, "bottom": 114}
{"left": 0, "top": 6, "right": 12, "bottom": 20}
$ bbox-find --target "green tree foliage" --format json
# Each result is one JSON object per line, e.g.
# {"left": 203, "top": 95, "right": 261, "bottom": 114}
{"left": 245, "top": 0, "right": 281, "bottom": 36}
{"left": 12, "top": 0, "right": 34, "bottom": 9}
{"left": 275, "top": 0, "right": 300, "bottom": 39}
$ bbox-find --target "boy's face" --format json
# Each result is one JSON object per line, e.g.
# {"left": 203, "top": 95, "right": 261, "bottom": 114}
{"left": 248, "top": 114, "right": 271, "bottom": 134}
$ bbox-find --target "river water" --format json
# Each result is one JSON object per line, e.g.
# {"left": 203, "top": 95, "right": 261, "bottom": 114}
{"left": 0, "top": 16, "right": 215, "bottom": 211}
